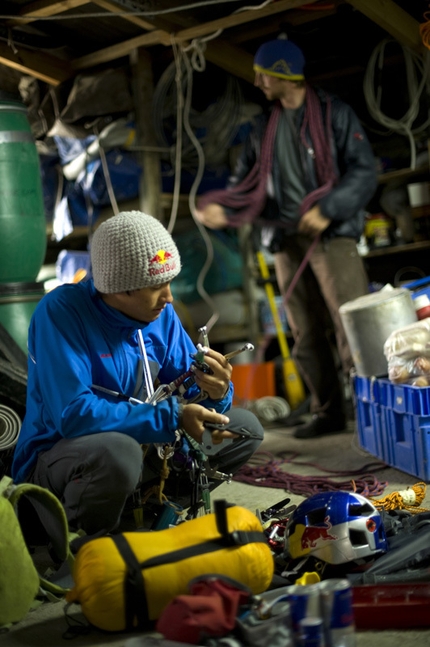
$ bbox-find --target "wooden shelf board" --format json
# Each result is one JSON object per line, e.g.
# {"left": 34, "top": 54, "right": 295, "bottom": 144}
{"left": 364, "top": 240, "right": 430, "bottom": 258}
{"left": 378, "top": 165, "right": 429, "bottom": 184}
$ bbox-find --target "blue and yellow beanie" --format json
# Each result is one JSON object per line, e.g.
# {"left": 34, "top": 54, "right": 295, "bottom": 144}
{"left": 253, "top": 39, "right": 305, "bottom": 81}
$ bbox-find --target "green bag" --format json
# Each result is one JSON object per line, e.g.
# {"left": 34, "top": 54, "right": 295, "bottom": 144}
{"left": 0, "top": 475, "right": 77, "bottom": 627}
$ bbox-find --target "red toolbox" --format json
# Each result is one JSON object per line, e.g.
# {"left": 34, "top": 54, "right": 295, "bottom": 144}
{"left": 352, "top": 583, "right": 430, "bottom": 629}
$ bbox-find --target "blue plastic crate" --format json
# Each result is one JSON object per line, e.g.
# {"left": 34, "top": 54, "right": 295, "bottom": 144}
{"left": 352, "top": 374, "right": 388, "bottom": 462}
{"left": 353, "top": 375, "right": 430, "bottom": 481}
{"left": 381, "top": 408, "right": 430, "bottom": 481}
{"left": 403, "top": 276, "right": 430, "bottom": 302}
{"left": 353, "top": 374, "right": 381, "bottom": 404}
{"left": 355, "top": 398, "right": 387, "bottom": 462}
{"left": 379, "top": 377, "right": 430, "bottom": 416}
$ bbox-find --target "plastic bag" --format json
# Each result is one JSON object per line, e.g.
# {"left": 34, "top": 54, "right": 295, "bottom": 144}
{"left": 384, "top": 318, "right": 430, "bottom": 385}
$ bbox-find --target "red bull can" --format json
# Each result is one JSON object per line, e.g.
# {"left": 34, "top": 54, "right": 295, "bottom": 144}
{"left": 299, "top": 616, "right": 325, "bottom": 647}
{"left": 285, "top": 583, "right": 321, "bottom": 635}
{"left": 318, "top": 579, "right": 356, "bottom": 647}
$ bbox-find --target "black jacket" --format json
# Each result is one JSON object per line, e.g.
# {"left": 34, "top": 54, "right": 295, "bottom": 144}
{"left": 229, "top": 88, "right": 378, "bottom": 251}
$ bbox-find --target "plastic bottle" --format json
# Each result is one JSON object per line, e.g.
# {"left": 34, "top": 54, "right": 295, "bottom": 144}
{"left": 414, "top": 294, "right": 430, "bottom": 320}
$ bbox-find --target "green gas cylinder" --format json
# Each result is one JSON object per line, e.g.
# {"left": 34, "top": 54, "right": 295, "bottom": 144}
{"left": 0, "top": 282, "right": 46, "bottom": 356}
{"left": 0, "top": 96, "right": 46, "bottom": 283}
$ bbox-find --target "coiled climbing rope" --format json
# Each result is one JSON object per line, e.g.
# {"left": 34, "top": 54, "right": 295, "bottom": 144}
{"left": 233, "top": 450, "right": 389, "bottom": 498}
{"left": 369, "top": 482, "right": 429, "bottom": 514}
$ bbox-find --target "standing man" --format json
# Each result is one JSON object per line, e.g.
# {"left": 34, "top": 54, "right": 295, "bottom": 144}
{"left": 196, "top": 38, "right": 377, "bottom": 439}
{"left": 12, "top": 211, "right": 263, "bottom": 538}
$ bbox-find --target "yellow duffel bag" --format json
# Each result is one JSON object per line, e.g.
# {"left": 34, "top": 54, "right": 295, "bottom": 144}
{"left": 66, "top": 501, "right": 274, "bottom": 632}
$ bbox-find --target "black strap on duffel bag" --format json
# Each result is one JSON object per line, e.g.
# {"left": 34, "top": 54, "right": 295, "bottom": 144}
{"left": 111, "top": 499, "right": 270, "bottom": 630}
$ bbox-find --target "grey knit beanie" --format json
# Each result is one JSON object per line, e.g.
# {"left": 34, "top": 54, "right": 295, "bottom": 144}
{"left": 91, "top": 211, "right": 181, "bottom": 293}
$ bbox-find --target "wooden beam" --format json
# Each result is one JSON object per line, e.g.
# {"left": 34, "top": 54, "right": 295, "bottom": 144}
{"left": 72, "top": 29, "right": 168, "bottom": 69}
{"left": 346, "top": 0, "right": 424, "bottom": 52}
{"left": 90, "top": 0, "right": 190, "bottom": 35}
{"left": 0, "top": 42, "right": 71, "bottom": 85}
{"left": 72, "top": 0, "right": 319, "bottom": 70}
{"left": 9, "top": 0, "right": 160, "bottom": 34}
{"left": 91, "top": 0, "right": 157, "bottom": 32}
{"left": 10, "top": 0, "right": 89, "bottom": 22}
{"left": 232, "top": 6, "right": 339, "bottom": 44}
{"left": 173, "top": 0, "right": 319, "bottom": 43}
{"left": 130, "top": 47, "right": 162, "bottom": 219}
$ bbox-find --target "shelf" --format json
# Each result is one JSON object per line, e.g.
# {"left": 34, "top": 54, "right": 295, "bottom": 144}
{"left": 378, "top": 165, "right": 429, "bottom": 184}
{"left": 46, "top": 194, "right": 191, "bottom": 241}
{"left": 364, "top": 240, "right": 430, "bottom": 258}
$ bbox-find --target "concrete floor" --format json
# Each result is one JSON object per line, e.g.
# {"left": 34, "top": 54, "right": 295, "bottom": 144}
{"left": 2, "top": 418, "right": 430, "bottom": 647}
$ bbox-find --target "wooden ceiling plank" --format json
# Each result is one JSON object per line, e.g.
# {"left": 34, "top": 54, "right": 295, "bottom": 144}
{"left": 11, "top": 0, "right": 162, "bottom": 35}
{"left": 91, "top": 0, "right": 157, "bottom": 32}
{"left": 72, "top": 0, "right": 319, "bottom": 70}
{"left": 14, "top": 0, "right": 89, "bottom": 20}
{"left": 90, "top": 0, "right": 191, "bottom": 34}
{"left": 173, "top": 0, "right": 319, "bottom": 42}
{"left": 232, "top": 7, "right": 338, "bottom": 45}
{"left": 0, "top": 41, "right": 71, "bottom": 84}
{"left": 72, "top": 29, "right": 168, "bottom": 69}
{"left": 346, "top": 0, "right": 424, "bottom": 52}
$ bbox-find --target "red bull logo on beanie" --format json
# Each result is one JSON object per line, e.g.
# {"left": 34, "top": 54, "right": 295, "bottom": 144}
{"left": 148, "top": 249, "right": 177, "bottom": 277}
{"left": 149, "top": 249, "right": 173, "bottom": 264}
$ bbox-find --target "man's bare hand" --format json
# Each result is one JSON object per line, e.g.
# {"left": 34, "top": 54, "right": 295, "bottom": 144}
{"left": 194, "top": 203, "right": 229, "bottom": 229}
{"left": 191, "top": 348, "right": 232, "bottom": 401}
{"left": 298, "top": 204, "right": 331, "bottom": 238}
{"left": 181, "top": 404, "right": 237, "bottom": 446}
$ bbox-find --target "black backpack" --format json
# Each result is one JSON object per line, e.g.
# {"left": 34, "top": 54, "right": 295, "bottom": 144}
{"left": 347, "top": 508, "right": 430, "bottom": 585}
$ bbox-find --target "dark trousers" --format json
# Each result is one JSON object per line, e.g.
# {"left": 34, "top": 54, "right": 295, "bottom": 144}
{"left": 273, "top": 236, "right": 369, "bottom": 417}
{"left": 29, "top": 407, "right": 263, "bottom": 536}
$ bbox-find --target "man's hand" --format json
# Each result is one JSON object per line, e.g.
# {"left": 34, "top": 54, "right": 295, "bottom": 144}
{"left": 181, "top": 404, "right": 237, "bottom": 446}
{"left": 298, "top": 204, "right": 331, "bottom": 238}
{"left": 191, "top": 348, "right": 232, "bottom": 401}
{"left": 194, "top": 203, "right": 229, "bottom": 229}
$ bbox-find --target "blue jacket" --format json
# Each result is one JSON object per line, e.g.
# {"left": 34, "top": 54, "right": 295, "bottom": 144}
{"left": 230, "top": 88, "right": 378, "bottom": 251}
{"left": 12, "top": 279, "right": 233, "bottom": 483}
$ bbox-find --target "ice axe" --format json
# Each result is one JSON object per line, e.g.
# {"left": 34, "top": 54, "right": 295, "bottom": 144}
{"left": 256, "top": 250, "right": 306, "bottom": 410}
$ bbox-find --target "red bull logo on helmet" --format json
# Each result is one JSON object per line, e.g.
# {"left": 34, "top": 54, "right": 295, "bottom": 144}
{"left": 288, "top": 516, "right": 338, "bottom": 558}
{"left": 148, "top": 249, "right": 177, "bottom": 277}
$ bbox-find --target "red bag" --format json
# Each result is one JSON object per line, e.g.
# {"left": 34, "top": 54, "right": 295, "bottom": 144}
{"left": 156, "top": 576, "right": 252, "bottom": 644}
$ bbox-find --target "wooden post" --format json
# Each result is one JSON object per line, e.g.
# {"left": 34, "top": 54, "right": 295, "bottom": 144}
{"left": 130, "top": 47, "right": 162, "bottom": 220}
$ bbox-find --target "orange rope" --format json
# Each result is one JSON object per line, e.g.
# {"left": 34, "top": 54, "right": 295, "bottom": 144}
{"left": 369, "top": 482, "right": 429, "bottom": 514}
{"left": 141, "top": 451, "right": 170, "bottom": 505}
{"left": 419, "top": 10, "right": 430, "bottom": 50}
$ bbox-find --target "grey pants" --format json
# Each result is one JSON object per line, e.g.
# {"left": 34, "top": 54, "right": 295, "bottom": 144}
{"left": 29, "top": 407, "right": 263, "bottom": 536}
{"left": 273, "top": 236, "right": 369, "bottom": 417}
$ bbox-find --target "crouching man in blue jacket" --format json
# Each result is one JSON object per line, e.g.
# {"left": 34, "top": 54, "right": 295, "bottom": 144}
{"left": 12, "top": 211, "right": 263, "bottom": 537}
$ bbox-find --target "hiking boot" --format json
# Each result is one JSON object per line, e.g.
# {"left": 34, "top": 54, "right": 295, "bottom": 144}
{"left": 293, "top": 414, "right": 347, "bottom": 439}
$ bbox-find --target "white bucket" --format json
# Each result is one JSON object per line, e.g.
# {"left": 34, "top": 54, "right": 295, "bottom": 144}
{"left": 339, "top": 287, "right": 417, "bottom": 377}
